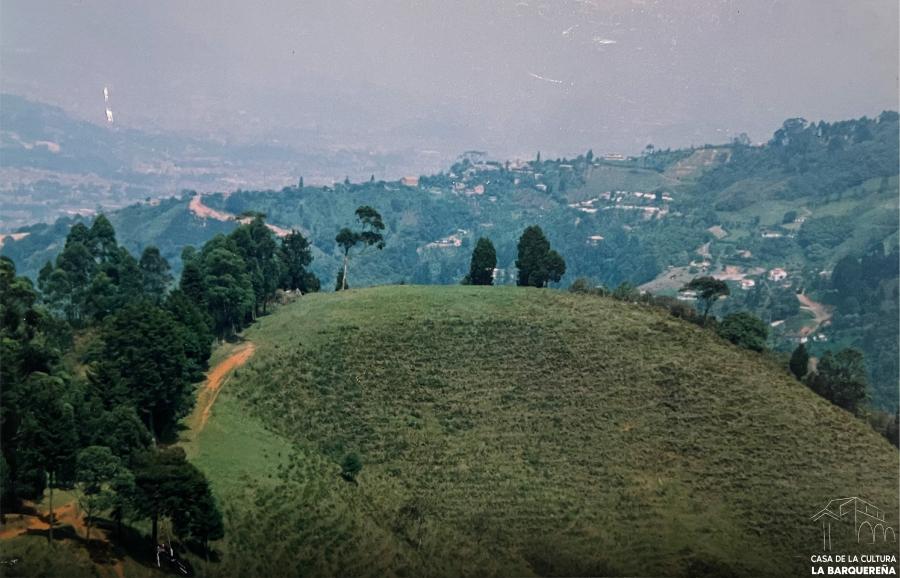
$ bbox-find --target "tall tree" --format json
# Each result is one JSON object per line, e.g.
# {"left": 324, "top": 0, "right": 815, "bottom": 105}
{"left": 101, "top": 302, "right": 195, "bottom": 440}
{"left": 139, "top": 246, "right": 172, "bottom": 301}
{"left": 15, "top": 373, "right": 78, "bottom": 543}
{"left": 1, "top": 258, "right": 71, "bottom": 510}
{"left": 464, "top": 237, "right": 497, "bottom": 286}
{"left": 75, "top": 446, "right": 123, "bottom": 540}
{"left": 179, "top": 259, "right": 207, "bottom": 308}
{"left": 789, "top": 343, "right": 810, "bottom": 379}
{"left": 165, "top": 290, "right": 213, "bottom": 377}
{"left": 335, "top": 206, "right": 385, "bottom": 291}
{"left": 279, "top": 230, "right": 319, "bottom": 293}
{"left": 89, "top": 215, "right": 118, "bottom": 263}
{"left": 680, "top": 277, "right": 730, "bottom": 322}
{"left": 199, "top": 236, "right": 254, "bottom": 337}
{"left": 133, "top": 447, "right": 223, "bottom": 552}
{"left": 515, "top": 226, "right": 566, "bottom": 287}
{"left": 230, "top": 217, "right": 280, "bottom": 316}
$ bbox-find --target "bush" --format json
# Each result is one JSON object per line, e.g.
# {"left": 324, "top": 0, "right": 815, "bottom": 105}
{"left": 569, "top": 278, "right": 607, "bottom": 296}
{"left": 340, "top": 453, "right": 362, "bottom": 482}
{"left": 650, "top": 295, "right": 700, "bottom": 323}
{"left": 717, "top": 312, "right": 768, "bottom": 352}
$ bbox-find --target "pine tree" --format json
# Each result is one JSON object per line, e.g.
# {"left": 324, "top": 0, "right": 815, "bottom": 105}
{"left": 789, "top": 343, "right": 809, "bottom": 379}
{"left": 465, "top": 238, "right": 497, "bottom": 286}
{"left": 515, "top": 226, "right": 566, "bottom": 287}
{"left": 139, "top": 246, "right": 172, "bottom": 301}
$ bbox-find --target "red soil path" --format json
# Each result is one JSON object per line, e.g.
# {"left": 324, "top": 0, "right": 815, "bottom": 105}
{"left": 194, "top": 342, "right": 256, "bottom": 434}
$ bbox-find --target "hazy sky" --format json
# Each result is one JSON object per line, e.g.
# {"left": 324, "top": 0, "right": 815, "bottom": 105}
{"left": 2, "top": 0, "right": 897, "bottom": 160}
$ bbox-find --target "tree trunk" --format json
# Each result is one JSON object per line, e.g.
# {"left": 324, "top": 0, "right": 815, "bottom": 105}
{"left": 151, "top": 512, "right": 158, "bottom": 545}
{"left": 342, "top": 255, "right": 350, "bottom": 290}
{"left": 47, "top": 472, "right": 54, "bottom": 544}
{"left": 146, "top": 411, "right": 157, "bottom": 445}
{"left": 86, "top": 513, "right": 92, "bottom": 541}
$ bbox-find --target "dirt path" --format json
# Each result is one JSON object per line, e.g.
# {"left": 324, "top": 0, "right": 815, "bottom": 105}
{"left": 0, "top": 502, "right": 87, "bottom": 541}
{"left": 796, "top": 293, "right": 833, "bottom": 336}
{"left": 189, "top": 194, "right": 235, "bottom": 222}
{"left": 189, "top": 194, "right": 292, "bottom": 237}
{"left": 192, "top": 342, "right": 256, "bottom": 435}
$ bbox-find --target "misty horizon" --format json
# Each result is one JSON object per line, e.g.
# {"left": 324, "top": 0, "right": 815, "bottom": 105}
{"left": 2, "top": 0, "right": 897, "bottom": 163}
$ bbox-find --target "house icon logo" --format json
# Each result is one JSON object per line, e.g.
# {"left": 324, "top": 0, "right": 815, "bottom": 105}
{"left": 811, "top": 497, "right": 897, "bottom": 550}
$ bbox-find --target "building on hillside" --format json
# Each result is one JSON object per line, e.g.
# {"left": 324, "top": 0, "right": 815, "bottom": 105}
{"left": 768, "top": 268, "right": 788, "bottom": 282}
{"left": 740, "top": 279, "right": 756, "bottom": 290}
{"left": 677, "top": 290, "right": 698, "bottom": 301}
{"left": 586, "top": 235, "right": 604, "bottom": 246}
{"left": 401, "top": 176, "right": 419, "bottom": 187}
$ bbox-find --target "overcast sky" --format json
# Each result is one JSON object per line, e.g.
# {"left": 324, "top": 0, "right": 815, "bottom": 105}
{"left": 2, "top": 0, "right": 897, "bottom": 160}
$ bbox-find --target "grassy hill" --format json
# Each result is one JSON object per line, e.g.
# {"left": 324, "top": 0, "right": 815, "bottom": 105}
{"left": 190, "top": 286, "right": 898, "bottom": 577}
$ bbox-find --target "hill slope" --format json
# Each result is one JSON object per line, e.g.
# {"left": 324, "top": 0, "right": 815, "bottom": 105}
{"left": 198, "top": 286, "right": 899, "bottom": 577}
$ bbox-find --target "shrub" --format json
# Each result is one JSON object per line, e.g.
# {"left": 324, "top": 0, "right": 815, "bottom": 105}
{"left": 340, "top": 453, "right": 362, "bottom": 482}
{"left": 717, "top": 312, "right": 768, "bottom": 352}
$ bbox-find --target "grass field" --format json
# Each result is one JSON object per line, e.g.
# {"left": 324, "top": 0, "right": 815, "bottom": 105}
{"left": 186, "top": 285, "right": 899, "bottom": 578}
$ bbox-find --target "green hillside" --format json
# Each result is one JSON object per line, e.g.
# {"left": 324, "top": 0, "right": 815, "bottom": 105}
{"left": 3, "top": 112, "right": 897, "bottom": 408}
{"left": 194, "top": 286, "right": 898, "bottom": 577}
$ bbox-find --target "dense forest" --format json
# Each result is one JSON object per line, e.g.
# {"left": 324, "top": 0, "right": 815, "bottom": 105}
{"left": 1, "top": 212, "right": 321, "bottom": 563}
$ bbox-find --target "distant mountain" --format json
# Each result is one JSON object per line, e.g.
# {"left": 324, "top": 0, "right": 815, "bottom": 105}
{"left": 0, "top": 94, "right": 452, "bottom": 228}
{"left": 3, "top": 111, "right": 898, "bottom": 409}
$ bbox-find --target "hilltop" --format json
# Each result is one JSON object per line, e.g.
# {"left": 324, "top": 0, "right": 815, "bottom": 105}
{"left": 188, "top": 286, "right": 899, "bottom": 577}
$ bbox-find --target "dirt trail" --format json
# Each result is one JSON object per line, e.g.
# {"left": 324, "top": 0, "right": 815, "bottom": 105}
{"left": 189, "top": 194, "right": 234, "bottom": 222}
{"left": 0, "top": 502, "right": 86, "bottom": 540}
{"left": 189, "top": 194, "right": 292, "bottom": 237}
{"left": 193, "top": 342, "right": 256, "bottom": 435}
{"left": 797, "top": 293, "right": 833, "bottom": 336}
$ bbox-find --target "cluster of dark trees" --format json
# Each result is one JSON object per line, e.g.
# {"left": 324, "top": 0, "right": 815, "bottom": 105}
{"left": 825, "top": 247, "right": 900, "bottom": 409}
{"left": 789, "top": 343, "right": 898, "bottom": 446}
{"left": 1, "top": 214, "right": 321, "bottom": 558}
{"left": 460, "top": 225, "right": 566, "bottom": 288}
{"left": 515, "top": 226, "right": 566, "bottom": 287}
{"left": 180, "top": 215, "right": 319, "bottom": 338}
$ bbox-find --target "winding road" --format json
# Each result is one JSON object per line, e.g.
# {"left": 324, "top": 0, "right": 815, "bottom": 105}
{"left": 796, "top": 293, "right": 833, "bottom": 336}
